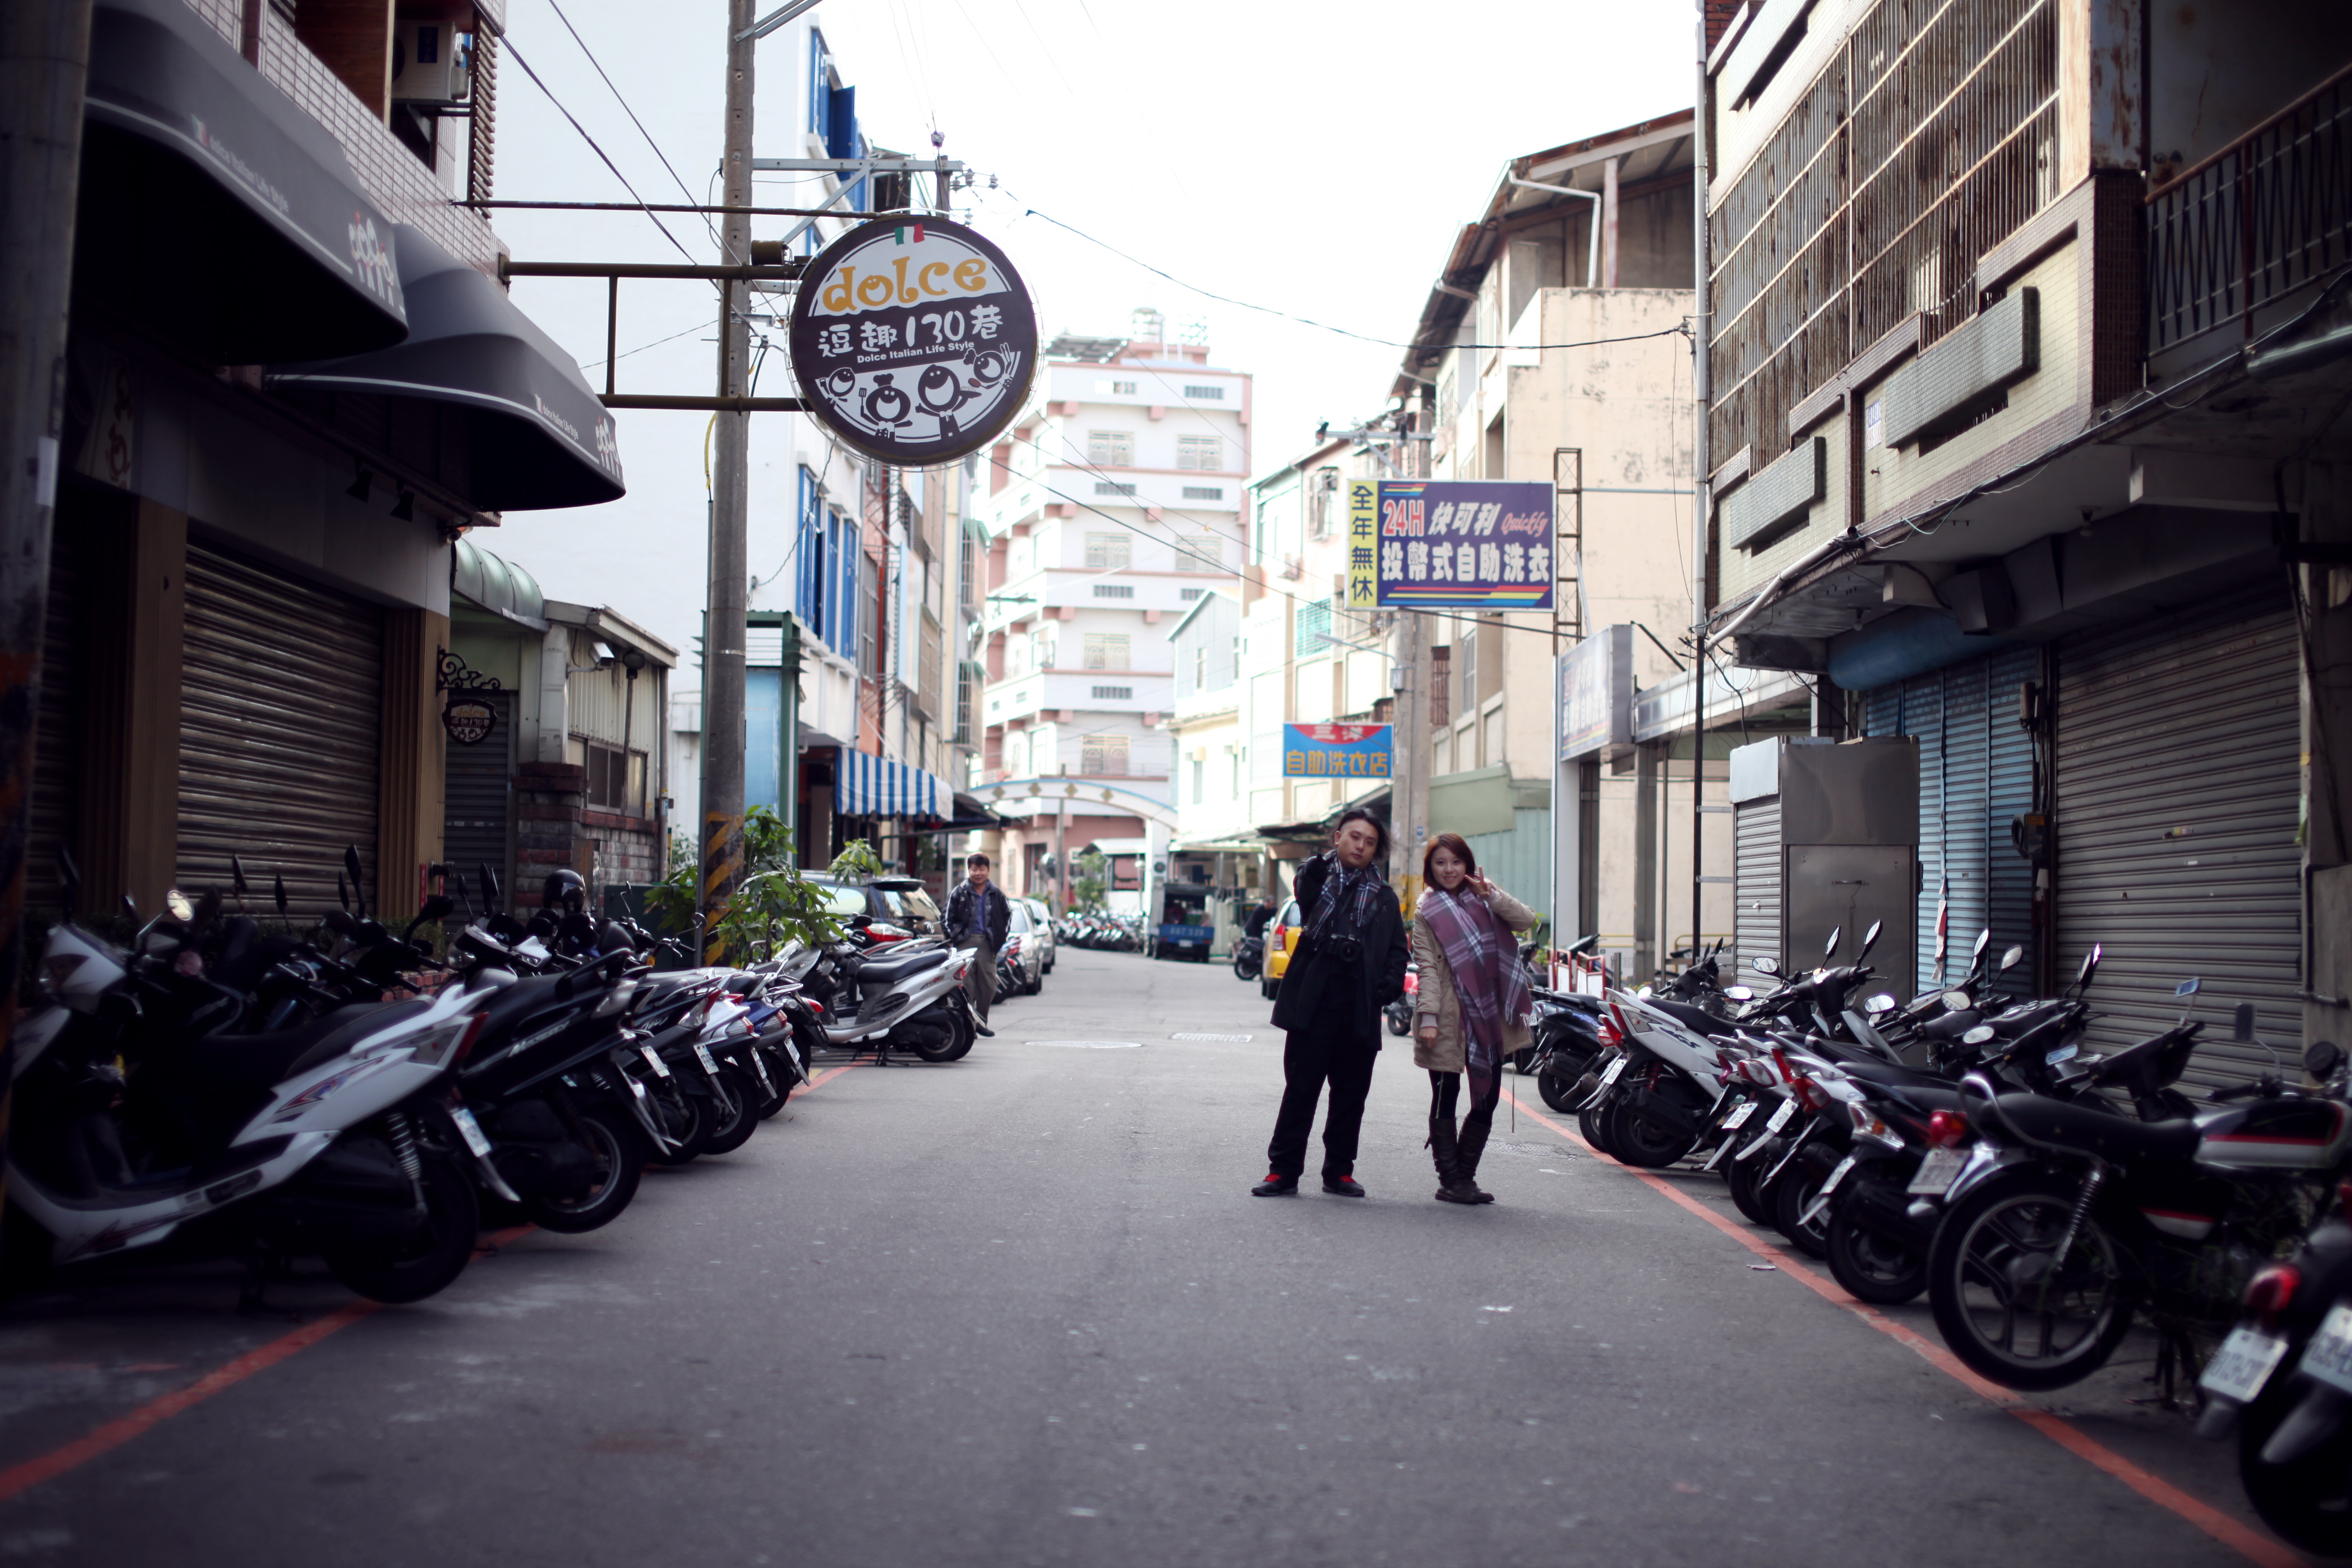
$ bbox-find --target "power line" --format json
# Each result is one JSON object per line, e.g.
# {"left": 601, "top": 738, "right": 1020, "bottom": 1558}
{"left": 541, "top": 0, "right": 721, "bottom": 251}
{"left": 498, "top": 34, "right": 699, "bottom": 267}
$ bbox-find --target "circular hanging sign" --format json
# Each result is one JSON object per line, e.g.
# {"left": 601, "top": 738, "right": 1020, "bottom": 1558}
{"left": 443, "top": 696, "right": 496, "bottom": 745}
{"left": 787, "top": 217, "right": 1038, "bottom": 465}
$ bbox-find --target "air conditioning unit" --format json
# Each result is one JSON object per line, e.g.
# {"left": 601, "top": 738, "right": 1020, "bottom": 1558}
{"left": 391, "top": 14, "right": 471, "bottom": 106}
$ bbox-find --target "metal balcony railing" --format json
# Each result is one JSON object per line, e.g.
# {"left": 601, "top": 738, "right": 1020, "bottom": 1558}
{"left": 2147, "top": 63, "right": 2352, "bottom": 355}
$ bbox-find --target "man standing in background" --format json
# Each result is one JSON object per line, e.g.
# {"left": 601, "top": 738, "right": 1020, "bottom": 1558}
{"left": 945, "top": 853, "right": 1011, "bottom": 1024}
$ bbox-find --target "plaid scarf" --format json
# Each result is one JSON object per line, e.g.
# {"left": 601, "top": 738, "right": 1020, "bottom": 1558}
{"left": 1302, "top": 851, "right": 1380, "bottom": 948}
{"left": 1416, "top": 884, "right": 1533, "bottom": 1098}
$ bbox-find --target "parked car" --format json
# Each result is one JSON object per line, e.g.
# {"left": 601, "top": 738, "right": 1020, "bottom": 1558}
{"left": 1000, "top": 899, "right": 1046, "bottom": 995}
{"left": 1260, "top": 898, "right": 1302, "bottom": 1001}
{"left": 1017, "top": 896, "right": 1056, "bottom": 973}
{"left": 804, "top": 874, "right": 943, "bottom": 937}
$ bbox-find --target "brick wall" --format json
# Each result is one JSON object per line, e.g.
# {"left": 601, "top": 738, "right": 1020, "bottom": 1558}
{"left": 517, "top": 760, "right": 587, "bottom": 895}
{"left": 1705, "top": 0, "right": 1744, "bottom": 52}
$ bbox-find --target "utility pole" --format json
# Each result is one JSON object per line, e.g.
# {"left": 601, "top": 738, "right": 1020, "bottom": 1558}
{"left": 1688, "top": 0, "right": 1714, "bottom": 969}
{"left": 1391, "top": 402, "right": 1431, "bottom": 894}
{"left": 0, "top": 0, "right": 91, "bottom": 1267}
{"left": 700, "top": 0, "right": 756, "bottom": 956}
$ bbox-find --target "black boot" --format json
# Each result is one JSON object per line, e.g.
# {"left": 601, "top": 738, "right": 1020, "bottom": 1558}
{"left": 1429, "top": 1113, "right": 1478, "bottom": 1204}
{"left": 1456, "top": 1115, "right": 1497, "bottom": 1203}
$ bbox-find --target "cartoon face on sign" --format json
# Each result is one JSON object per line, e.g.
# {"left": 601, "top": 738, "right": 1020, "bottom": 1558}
{"left": 789, "top": 218, "right": 1037, "bottom": 465}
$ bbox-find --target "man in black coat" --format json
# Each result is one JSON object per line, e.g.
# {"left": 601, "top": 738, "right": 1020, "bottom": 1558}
{"left": 944, "top": 853, "right": 1011, "bottom": 1023}
{"left": 1254, "top": 809, "right": 1408, "bottom": 1198}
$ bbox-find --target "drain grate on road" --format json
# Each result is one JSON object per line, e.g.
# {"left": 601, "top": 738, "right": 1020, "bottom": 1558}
{"left": 1170, "top": 1032, "right": 1253, "bottom": 1042}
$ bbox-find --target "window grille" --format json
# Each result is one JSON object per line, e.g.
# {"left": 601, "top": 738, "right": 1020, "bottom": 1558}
{"left": 1092, "top": 685, "right": 1133, "bottom": 700}
{"left": 1087, "top": 429, "right": 1133, "bottom": 466}
{"left": 1182, "top": 385, "right": 1224, "bottom": 400}
{"left": 1084, "top": 532, "right": 1132, "bottom": 570}
{"left": 1094, "top": 480, "right": 1137, "bottom": 496}
{"left": 1080, "top": 734, "right": 1129, "bottom": 775}
{"left": 1176, "top": 435, "right": 1222, "bottom": 471}
{"left": 1083, "top": 634, "right": 1130, "bottom": 670}
{"left": 1175, "top": 532, "right": 1224, "bottom": 573}
{"left": 1092, "top": 583, "right": 1136, "bottom": 599}
{"left": 1295, "top": 596, "right": 1333, "bottom": 656}
{"left": 1182, "top": 485, "right": 1223, "bottom": 500}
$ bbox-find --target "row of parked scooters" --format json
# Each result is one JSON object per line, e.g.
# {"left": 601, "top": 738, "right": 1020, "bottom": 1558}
{"left": 1518, "top": 919, "right": 2352, "bottom": 1554}
{"left": 1054, "top": 912, "right": 1143, "bottom": 952}
{"left": 4, "top": 850, "right": 988, "bottom": 1312}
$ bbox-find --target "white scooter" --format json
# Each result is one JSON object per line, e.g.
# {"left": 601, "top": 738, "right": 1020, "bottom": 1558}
{"left": 7, "top": 919, "right": 497, "bottom": 1306}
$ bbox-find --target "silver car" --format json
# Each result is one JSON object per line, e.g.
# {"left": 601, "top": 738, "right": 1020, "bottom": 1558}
{"left": 999, "top": 899, "right": 1046, "bottom": 996}
{"left": 1018, "top": 896, "right": 1056, "bottom": 974}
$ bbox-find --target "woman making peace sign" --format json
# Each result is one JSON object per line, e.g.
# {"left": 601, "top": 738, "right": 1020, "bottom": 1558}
{"left": 1410, "top": 832, "right": 1540, "bottom": 1204}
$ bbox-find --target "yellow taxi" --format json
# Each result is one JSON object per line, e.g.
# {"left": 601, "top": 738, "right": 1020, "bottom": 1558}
{"left": 1259, "top": 898, "right": 1302, "bottom": 1001}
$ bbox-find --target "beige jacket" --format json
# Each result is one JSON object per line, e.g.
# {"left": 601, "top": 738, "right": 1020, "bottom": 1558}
{"left": 1409, "top": 884, "right": 1540, "bottom": 1073}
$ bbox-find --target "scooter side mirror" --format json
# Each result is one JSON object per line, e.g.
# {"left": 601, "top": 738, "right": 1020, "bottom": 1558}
{"left": 1860, "top": 919, "right": 1882, "bottom": 959}
{"left": 1864, "top": 992, "right": 1897, "bottom": 1015}
{"left": 2000, "top": 944, "right": 2025, "bottom": 972}
{"left": 1972, "top": 928, "right": 1991, "bottom": 958}
{"left": 166, "top": 888, "right": 194, "bottom": 921}
{"left": 417, "top": 894, "right": 457, "bottom": 923}
{"left": 2307, "top": 1040, "right": 2343, "bottom": 1078}
{"left": 2078, "top": 942, "right": 2102, "bottom": 987}
{"left": 1724, "top": 985, "right": 1754, "bottom": 1002}
{"left": 1752, "top": 955, "right": 1780, "bottom": 977}
{"left": 343, "top": 846, "right": 367, "bottom": 918}
{"left": 1823, "top": 925, "right": 1842, "bottom": 959}
{"left": 337, "top": 872, "right": 351, "bottom": 913}
{"left": 482, "top": 864, "right": 502, "bottom": 914}
{"left": 2233, "top": 1002, "right": 2257, "bottom": 1043}
{"left": 58, "top": 845, "right": 78, "bottom": 921}
{"left": 273, "top": 873, "right": 288, "bottom": 917}
{"left": 231, "top": 855, "right": 249, "bottom": 896}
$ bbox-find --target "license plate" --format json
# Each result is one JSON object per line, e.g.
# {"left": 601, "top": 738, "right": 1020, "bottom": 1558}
{"left": 1761, "top": 1099, "right": 1795, "bottom": 1134}
{"left": 626, "top": 1076, "right": 649, "bottom": 1103}
{"left": 2046, "top": 1042, "right": 2079, "bottom": 1066}
{"left": 640, "top": 1045, "right": 673, "bottom": 1080}
{"left": 1818, "top": 1153, "right": 1857, "bottom": 1198}
{"left": 2204, "top": 1325, "right": 2293, "bottom": 1403}
{"left": 2300, "top": 1304, "right": 2352, "bottom": 1397}
{"left": 693, "top": 1042, "right": 721, "bottom": 1075}
{"left": 1907, "top": 1146, "right": 1966, "bottom": 1195}
{"left": 748, "top": 1049, "right": 775, "bottom": 1093}
{"left": 1597, "top": 1056, "right": 1627, "bottom": 1087}
{"left": 450, "top": 1106, "right": 493, "bottom": 1158}
{"left": 1722, "top": 1100, "right": 1758, "bottom": 1130}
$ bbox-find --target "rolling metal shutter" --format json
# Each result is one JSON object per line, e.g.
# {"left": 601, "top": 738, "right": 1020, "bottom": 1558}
{"left": 1862, "top": 645, "right": 2038, "bottom": 993}
{"left": 442, "top": 690, "right": 513, "bottom": 906}
{"left": 27, "top": 529, "right": 83, "bottom": 917}
{"left": 1734, "top": 796, "right": 1781, "bottom": 975}
{"left": 2054, "top": 583, "right": 2301, "bottom": 1085}
{"left": 178, "top": 543, "right": 383, "bottom": 915}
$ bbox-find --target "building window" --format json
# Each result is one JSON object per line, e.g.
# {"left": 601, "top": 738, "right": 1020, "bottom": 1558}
{"left": 1094, "top": 481, "right": 1137, "bottom": 496}
{"left": 1307, "top": 468, "right": 1340, "bottom": 540}
{"left": 1083, "top": 633, "right": 1129, "bottom": 670}
{"left": 1109, "top": 380, "right": 1137, "bottom": 395}
{"left": 919, "top": 612, "right": 943, "bottom": 721}
{"left": 1182, "top": 485, "right": 1223, "bottom": 501}
{"left": 1092, "top": 583, "right": 1135, "bottom": 599}
{"left": 955, "top": 660, "right": 982, "bottom": 744}
{"left": 1092, "top": 684, "right": 1132, "bottom": 700}
{"left": 1295, "top": 595, "right": 1332, "bottom": 657}
{"left": 1180, "top": 587, "right": 1205, "bottom": 601}
{"left": 1033, "top": 628, "right": 1058, "bottom": 670}
{"left": 1182, "top": 385, "right": 1224, "bottom": 401}
{"left": 1084, "top": 532, "right": 1132, "bottom": 570}
{"left": 1175, "top": 532, "right": 1223, "bottom": 572}
{"left": 858, "top": 557, "right": 881, "bottom": 677}
{"left": 585, "top": 742, "right": 642, "bottom": 814}
{"left": 1081, "top": 734, "right": 1129, "bottom": 775}
{"left": 1458, "top": 627, "right": 1476, "bottom": 712}
{"left": 1087, "top": 429, "right": 1134, "bottom": 466}
{"left": 1191, "top": 757, "right": 1205, "bottom": 801}
{"left": 1194, "top": 645, "right": 1207, "bottom": 688}
{"left": 1177, "top": 435, "right": 1222, "bottom": 471}
{"left": 1230, "top": 751, "right": 1241, "bottom": 797}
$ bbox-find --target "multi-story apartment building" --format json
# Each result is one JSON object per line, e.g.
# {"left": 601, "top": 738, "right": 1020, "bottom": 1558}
{"left": 1697, "top": 0, "right": 2352, "bottom": 1084}
{"left": 966, "top": 314, "right": 1249, "bottom": 904}
{"left": 1387, "top": 115, "right": 1713, "bottom": 967}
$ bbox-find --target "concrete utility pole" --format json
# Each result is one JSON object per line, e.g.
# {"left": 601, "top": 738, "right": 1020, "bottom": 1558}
{"left": 1688, "top": 0, "right": 1714, "bottom": 967}
{"left": 700, "top": 0, "right": 755, "bottom": 955}
{"left": 0, "top": 0, "right": 91, "bottom": 1261}
{"left": 1391, "top": 403, "right": 1431, "bottom": 894}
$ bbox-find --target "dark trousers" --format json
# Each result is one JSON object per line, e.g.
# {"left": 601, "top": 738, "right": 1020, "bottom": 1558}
{"left": 1266, "top": 1015, "right": 1380, "bottom": 1181}
{"left": 1428, "top": 1065, "right": 1502, "bottom": 1132}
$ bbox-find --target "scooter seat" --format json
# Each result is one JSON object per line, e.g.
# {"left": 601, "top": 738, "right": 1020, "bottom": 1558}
{"left": 851, "top": 947, "right": 948, "bottom": 986}
{"left": 1645, "top": 997, "right": 1727, "bottom": 1035}
{"left": 1992, "top": 1092, "right": 2199, "bottom": 1164}
{"left": 137, "top": 999, "right": 438, "bottom": 1144}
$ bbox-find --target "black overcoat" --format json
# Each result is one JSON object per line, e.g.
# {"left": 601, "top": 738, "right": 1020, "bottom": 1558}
{"left": 1269, "top": 853, "right": 1409, "bottom": 1040}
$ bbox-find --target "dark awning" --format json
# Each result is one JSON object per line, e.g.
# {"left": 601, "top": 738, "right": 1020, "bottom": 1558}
{"left": 76, "top": 0, "right": 408, "bottom": 363}
{"left": 266, "top": 226, "right": 625, "bottom": 510}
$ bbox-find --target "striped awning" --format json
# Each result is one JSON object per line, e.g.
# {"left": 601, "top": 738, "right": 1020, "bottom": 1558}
{"left": 834, "top": 749, "right": 949, "bottom": 819}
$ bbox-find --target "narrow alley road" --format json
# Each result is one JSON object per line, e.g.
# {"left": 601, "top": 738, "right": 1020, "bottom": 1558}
{"left": 0, "top": 949, "right": 2284, "bottom": 1566}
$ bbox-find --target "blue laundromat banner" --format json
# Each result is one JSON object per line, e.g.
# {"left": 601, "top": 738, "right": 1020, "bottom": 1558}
{"left": 834, "top": 748, "right": 948, "bottom": 818}
{"left": 1282, "top": 723, "right": 1393, "bottom": 779}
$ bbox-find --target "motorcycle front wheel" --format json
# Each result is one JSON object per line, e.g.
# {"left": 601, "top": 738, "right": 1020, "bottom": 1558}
{"left": 1770, "top": 1146, "right": 1838, "bottom": 1258}
{"left": 1724, "top": 1141, "right": 1775, "bottom": 1226}
{"left": 1537, "top": 1070, "right": 1578, "bottom": 1114}
{"left": 645, "top": 1082, "right": 710, "bottom": 1167}
{"left": 525, "top": 1106, "right": 647, "bottom": 1234}
{"left": 1926, "top": 1170, "right": 2134, "bottom": 1392}
{"left": 1825, "top": 1189, "right": 1928, "bottom": 1305}
{"left": 1234, "top": 952, "right": 1261, "bottom": 982}
{"left": 323, "top": 1147, "right": 480, "bottom": 1305}
{"left": 699, "top": 1066, "right": 762, "bottom": 1155}
{"left": 1604, "top": 1097, "right": 1697, "bottom": 1169}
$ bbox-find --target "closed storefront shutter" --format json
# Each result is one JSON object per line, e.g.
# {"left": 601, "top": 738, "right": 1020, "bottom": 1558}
{"left": 179, "top": 543, "right": 383, "bottom": 914}
{"left": 28, "top": 527, "right": 84, "bottom": 915}
{"left": 443, "top": 690, "right": 513, "bottom": 903}
{"left": 2055, "top": 583, "right": 2300, "bottom": 1085}
{"left": 1863, "top": 645, "right": 2038, "bottom": 992}
{"left": 1734, "top": 796, "right": 1781, "bottom": 975}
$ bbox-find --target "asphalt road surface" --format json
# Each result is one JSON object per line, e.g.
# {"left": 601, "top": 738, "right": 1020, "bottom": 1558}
{"left": 0, "top": 947, "right": 2294, "bottom": 1566}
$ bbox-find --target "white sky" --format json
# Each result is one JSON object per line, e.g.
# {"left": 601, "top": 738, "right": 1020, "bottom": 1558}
{"left": 487, "top": 0, "right": 1698, "bottom": 671}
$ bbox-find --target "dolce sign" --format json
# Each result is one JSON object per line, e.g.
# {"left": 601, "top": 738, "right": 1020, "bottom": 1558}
{"left": 787, "top": 217, "right": 1037, "bottom": 465}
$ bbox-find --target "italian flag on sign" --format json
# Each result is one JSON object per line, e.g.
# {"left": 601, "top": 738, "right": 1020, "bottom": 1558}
{"left": 894, "top": 223, "right": 926, "bottom": 244}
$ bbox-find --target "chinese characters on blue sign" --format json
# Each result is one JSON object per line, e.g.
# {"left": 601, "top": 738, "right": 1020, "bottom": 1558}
{"left": 1373, "top": 481, "right": 1555, "bottom": 612}
{"left": 1283, "top": 723, "right": 1393, "bottom": 779}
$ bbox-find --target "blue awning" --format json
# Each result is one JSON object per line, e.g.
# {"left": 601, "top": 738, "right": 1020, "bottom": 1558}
{"left": 834, "top": 750, "right": 948, "bottom": 820}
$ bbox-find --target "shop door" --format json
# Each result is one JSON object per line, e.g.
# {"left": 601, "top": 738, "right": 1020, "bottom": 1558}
{"left": 442, "top": 689, "right": 514, "bottom": 906}
{"left": 1733, "top": 796, "right": 1781, "bottom": 977}
{"left": 178, "top": 542, "right": 383, "bottom": 915}
{"left": 2054, "top": 583, "right": 2301, "bottom": 1085}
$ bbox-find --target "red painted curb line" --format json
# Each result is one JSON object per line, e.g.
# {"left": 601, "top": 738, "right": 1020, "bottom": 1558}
{"left": 1498, "top": 1086, "right": 2305, "bottom": 1568}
